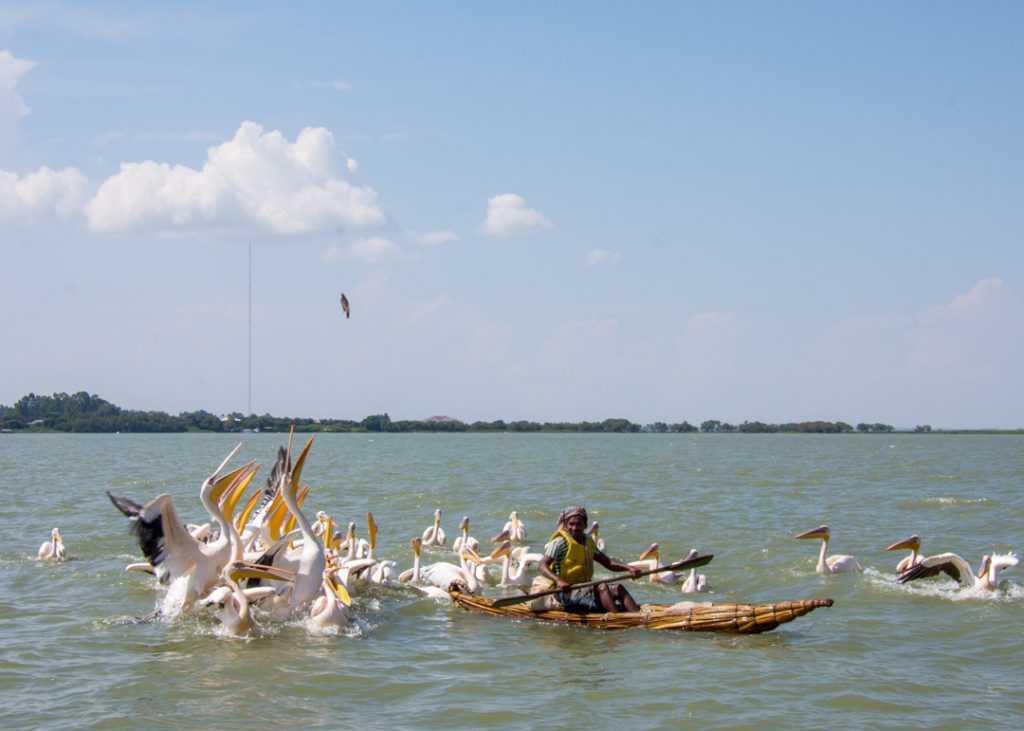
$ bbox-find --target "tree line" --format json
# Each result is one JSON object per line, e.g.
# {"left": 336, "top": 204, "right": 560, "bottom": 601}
{"left": 0, "top": 391, "right": 898, "bottom": 434}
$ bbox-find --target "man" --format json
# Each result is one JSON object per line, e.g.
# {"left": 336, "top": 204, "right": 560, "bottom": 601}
{"left": 531, "top": 506, "right": 643, "bottom": 612}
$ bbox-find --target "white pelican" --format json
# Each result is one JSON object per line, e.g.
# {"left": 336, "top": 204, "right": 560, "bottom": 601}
{"left": 678, "top": 549, "right": 709, "bottom": 594}
{"left": 452, "top": 516, "right": 480, "bottom": 553}
{"left": 492, "top": 540, "right": 531, "bottom": 588}
{"left": 630, "top": 543, "right": 688, "bottom": 586}
{"left": 198, "top": 561, "right": 295, "bottom": 636}
{"left": 309, "top": 567, "right": 355, "bottom": 629}
{"left": 885, "top": 534, "right": 924, "bottom": 573}
{"left": 898, "top": 551, "right": 1018, "bottom": 591}
{"left": 37, "top": 527, "right": 66, "bottom": 561}
{"left": 497, "top": 510, "right": 527, "bottom": 542}
{"left": 348, "top": 512, "right": 397, "bottom": 584}
{"left": 585, "top": 521, "right": 605, "bottom": 552}
{"left": 416, "top": 547, "right": 483, "bottom": 594}
{"left": 421, "top": 509, "right": 446, "bottom": 547}
{"left": 275, "top": 434, "right": 326, "bottom": 608}
{"left": 794, "top": 525, "right": 862, "bottom": 574}
{"left": 107, "top": 444, "right": 254, "bottom": 604}
{"left": 398, "top": 537, "right": 456, "bottom": 599}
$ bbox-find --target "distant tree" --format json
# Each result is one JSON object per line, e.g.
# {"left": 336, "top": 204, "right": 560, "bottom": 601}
{"left": 358, "top": 413, "right": 390, "bottom": 431}
{"left": 701, "top": 420, "right": 722, "bottom": 432}
{"left": 914, "top": 424, "right": 932, "bottom": 433}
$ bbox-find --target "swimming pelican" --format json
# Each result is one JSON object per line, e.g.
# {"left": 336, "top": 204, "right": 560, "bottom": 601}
{"left": 421, "top": 509, "right": 446, "bottom": 547}
{"left": 492, "top": 540, "right": 532, "bottom": 588}
{"left": 885, "top": 534, "right": 924, "bottom": 573}
{"left": 276, "top": 433, "right": 326, "bottom": 608}
{"left": 585, "top": 521, "right": 605, "bottom": 552}
{"left": 309, "top": 567, "right": 355, "bottom": 629}
{"left": 198, "top": 561, "right": 295, "bottom": 636}
{"left": 498, "top": 510, "right": 527, "bottom": 542}
{"left": 629, "top": 543, "right": 687, "bottom": 585}
{"left": 37, "top": 527, "right": 66, "bottom": 561}
{"left": 898, "top": 551, "right": 1019, "bottom": 591}
{"left": 398, "top": 537, "right": 458, "bottom": 599}
{"left": 107, "top": 443, "right": 254, "bottom": 603}
{"left": 679, "top": 549, "right": 709, "bottom": 594}
{"left": 794, "top": 525, "right": 862, "bottom": 574}
{"left": 453, "top": 516, "right": 480, "bottom": 553}
{"left": 417, "top": 547, "right": 483, "bottom": 594}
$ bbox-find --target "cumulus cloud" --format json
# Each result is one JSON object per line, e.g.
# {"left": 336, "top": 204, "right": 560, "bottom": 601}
{"left": 479, "top": 193, "right": 553, "bottom": 237}
{"left": 322, "top": 235, "right": 413, "bottom": 265}
{"left": 0, "top": 49, "right": 34, "bottom": 124}
{"left": 585, "top": 248, "right": 620, "bottom": 265}
{"left": 407, "top": 229, "right": 459, "bottom": 246}
{"left": 0, "top": 166, "right": 90, "bottom": 223}
{"left": 84, "top": 121, "right": 387, "bottom": 235}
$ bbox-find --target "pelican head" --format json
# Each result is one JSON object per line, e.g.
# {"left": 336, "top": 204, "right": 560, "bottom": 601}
{"left": 794, "top": 525, "right": 831, "bottom": 541}
{"left": 459, "top": 516, "right": 470, "bottom": 531}
{"left": 410, "top": 536, "right": 422, "bottom": 556}
{"left": 885, "top": 534, "right": 920, "bottom": 552}
{"left": 638, "top": 543, "right": 660, "bottom": 561}
{"left": 434, "top": 508, "right": 442, "bottom": 525}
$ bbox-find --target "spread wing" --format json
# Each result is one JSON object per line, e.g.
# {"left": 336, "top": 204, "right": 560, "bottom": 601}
{"left": 339, "top": 293, "right": 350, "bottom": 318}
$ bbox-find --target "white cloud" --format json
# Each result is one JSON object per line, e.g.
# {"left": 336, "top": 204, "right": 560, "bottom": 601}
{"left": 0, "top": 49, "right": 34, "bottom": 124}
{"left": 407, "top": 229, "right": 459, "bottom": 246}
{"left": 0, "top": 166, "right": 90, "bottom": 223}
{"left": 84, "top": 121, "right": 387, "bottom": 236}
{"left": 323, "top": 235, "right": 413, "bottom": 265}
{"left": 585, "top": 248, "right": 620, "bottom": 265}
{"left": 479, "top": 193, "right": 553, "bottom": 237}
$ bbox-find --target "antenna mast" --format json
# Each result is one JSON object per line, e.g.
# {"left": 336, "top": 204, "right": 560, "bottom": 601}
{"left": 248, "top": 241, "right": 253, "bottom": 416}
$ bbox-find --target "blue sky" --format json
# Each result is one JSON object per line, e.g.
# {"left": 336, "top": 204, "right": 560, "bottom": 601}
{"left": 2, "top": 2, "right": 1022, "bottom": 428}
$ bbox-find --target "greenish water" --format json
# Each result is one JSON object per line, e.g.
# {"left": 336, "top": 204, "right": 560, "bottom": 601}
{"left": 2, "top": 433, "right": 1022, "bottom": 729}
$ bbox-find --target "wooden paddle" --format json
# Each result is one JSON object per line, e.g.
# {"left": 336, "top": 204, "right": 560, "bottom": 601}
{"left": 489, "top": 553, "right": 714, "bottom": 609}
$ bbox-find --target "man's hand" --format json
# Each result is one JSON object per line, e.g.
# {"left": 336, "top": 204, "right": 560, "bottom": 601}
{"left": 627, "top": 565, "right": 643, "bottom": 580}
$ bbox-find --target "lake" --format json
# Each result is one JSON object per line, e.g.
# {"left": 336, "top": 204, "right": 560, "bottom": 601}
{"left": 2, "top": 432, "right": 1022, "bottom": 729}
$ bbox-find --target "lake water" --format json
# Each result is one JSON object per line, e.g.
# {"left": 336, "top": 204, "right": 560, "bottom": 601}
{"left": 2, "top": 433, "right": 1022, "bottom": 730}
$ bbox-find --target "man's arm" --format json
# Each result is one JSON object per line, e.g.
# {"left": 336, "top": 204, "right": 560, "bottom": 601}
{"left": 595, "top": 550, "right": 643, "bottom": 579}
{"left": 538, "top": 555, "right": 572, "bottom": 593}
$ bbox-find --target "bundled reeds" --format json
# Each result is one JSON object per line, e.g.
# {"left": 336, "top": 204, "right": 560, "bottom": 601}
{"left": 448, "top": 585, "right": 833, "bottom": 634}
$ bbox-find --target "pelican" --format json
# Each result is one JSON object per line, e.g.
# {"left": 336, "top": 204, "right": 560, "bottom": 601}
{"left": 585, "top": 521, "right": 605, "bottom": 552}
{"left": 107, "top": 443, "right": 254, "bottom": 604}
{"left": 348, "top": 512, "right": 397, "bottom": 584}
{"left": 630, "top": 544, "right": 687, "bottom": 586}
{"left": 198, "top": 562, "right": 295, "bottom": 636}
{"left": 899, "top": 551, "right": 1018, "bottom": 591}
{"left": 275, "top": 433, "right": 326, "bottom": 608}
{"left": 309, "top": 567, "right": 355, "bottom": 629}
{"left": 453, "top": 516, "right": 479, "bottom": 553}
{"left": 498, "top": 510, "right": 527, "bottom": 542}
{"left": 339, "top": 292, "right": 350, "bottom": 318}
{"left": 794, "top": 525, "right": 862, "bottom": 574}
{"left": 398, "top": 537, "right": 457, "bottom": 599}
{"left": 492, "top": 540, "right": 532, "bottom": 588}
{"left": 415, "top": 546, "right": 483, "bottom": 594}
{"left": 421, "top": 509, "right": 446, "bottom": 547}
{"left": 679, "top": 549, "right": 709, "bottom": 594}
{"left": 37, "top": 527, "right": 66, "bottom": 561}
{"left": 885, "top": 534, "right": 924, "bottom": 573}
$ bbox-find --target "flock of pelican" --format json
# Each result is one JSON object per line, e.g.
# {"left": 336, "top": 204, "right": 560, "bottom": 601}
{"left": 793, "top": 524, "right": 1019, "bottom": 591}
{"left": 34, "top": 438, "right": 1019, "bottom": 637}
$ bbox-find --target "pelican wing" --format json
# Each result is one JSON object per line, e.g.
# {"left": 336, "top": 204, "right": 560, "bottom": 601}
{"left": 898, "top": 552, "right": 970, "bottom": 585}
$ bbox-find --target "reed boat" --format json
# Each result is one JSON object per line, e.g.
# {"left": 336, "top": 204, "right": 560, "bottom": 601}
{"left": 448, "top": 584, "right": 833, "bottom": 634}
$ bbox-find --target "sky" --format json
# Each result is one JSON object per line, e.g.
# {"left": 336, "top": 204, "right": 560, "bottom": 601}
{"left": 1, "top": 2, "right": 1022, "bottom": 429}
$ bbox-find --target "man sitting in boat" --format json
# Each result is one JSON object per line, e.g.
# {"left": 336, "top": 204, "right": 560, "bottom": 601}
{"left": 532, "top": 506, "right": 642, "bottom": 613}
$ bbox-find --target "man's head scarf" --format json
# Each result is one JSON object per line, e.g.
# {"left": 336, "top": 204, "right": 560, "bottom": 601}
{"left": 563, "top": 505, "right": 588, "bottom": 525}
